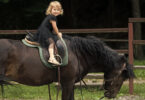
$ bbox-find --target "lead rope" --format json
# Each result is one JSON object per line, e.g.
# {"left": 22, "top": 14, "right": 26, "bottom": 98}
{"left": 99, "top": 96, "right": 105, "bottom": 100}
{"left": 48, "top": 85, "right": 51, "bottom": 100}
{"left": 99, "top": 80, "right": 105, "bottom": 100}
{"left": 48, "top": 67, "right": 61, "bottom": 100}
{"left": 79, "top": 80, "right": 84, "bottom": 100}
{"left": 56, "top": 67, "right": 61, "bottom": 100}
{"left": 77, "top": 54, "right": 84, "bottom": 100}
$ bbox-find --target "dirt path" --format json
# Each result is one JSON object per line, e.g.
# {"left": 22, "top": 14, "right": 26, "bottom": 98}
{"left": 115, "top": 95, "right": 145, "bottom": 100}
{"left": 74, "top": 78, "right": 145, "bottom": 87}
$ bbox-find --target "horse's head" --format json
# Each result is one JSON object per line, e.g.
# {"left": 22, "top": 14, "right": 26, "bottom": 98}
{"left": 103, "top": 55, "right": 135, "bottom": 98}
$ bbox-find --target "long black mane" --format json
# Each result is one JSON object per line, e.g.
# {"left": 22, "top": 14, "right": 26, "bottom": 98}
{"left": 64, "top": 35, "right": 122, "bottom": 71}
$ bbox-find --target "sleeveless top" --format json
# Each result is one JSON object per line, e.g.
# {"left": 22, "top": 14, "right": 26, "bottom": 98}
{"left": 33, "top": 14, "right": 58, "bottom": 47}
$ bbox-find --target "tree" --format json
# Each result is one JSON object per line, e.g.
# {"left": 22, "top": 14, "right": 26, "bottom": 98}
{"left": 131, "top": 0, "right": 144, "bottom": 59}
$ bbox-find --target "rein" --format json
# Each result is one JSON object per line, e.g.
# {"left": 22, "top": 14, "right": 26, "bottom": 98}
{"left": 76, "top": 52, "right": 84, "bottom": 100}
{"left": 48, "top": 85, "right": 51, "bottom": 100}
{"left": 48, "top": 67, "right": 61, "bottom": 100}
{"left": 56, "top": 67, "right": 61, "bottom": 100}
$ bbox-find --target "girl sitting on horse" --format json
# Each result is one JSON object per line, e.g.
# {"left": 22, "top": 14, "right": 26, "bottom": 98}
{"left": 33, "top": 1, "right": 63, "bottom": 65}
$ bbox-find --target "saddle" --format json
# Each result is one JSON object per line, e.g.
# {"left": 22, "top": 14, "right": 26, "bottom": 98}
{"left": 22, "top": 33, "right": 68, "bottom": 68}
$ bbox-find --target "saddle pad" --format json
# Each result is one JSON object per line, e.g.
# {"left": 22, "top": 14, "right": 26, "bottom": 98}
{"left": 22, "top": 39, "right": 68, "bottom": 68}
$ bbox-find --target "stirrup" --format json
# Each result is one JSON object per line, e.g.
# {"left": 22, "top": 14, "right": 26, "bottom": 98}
{"left": 48, "top": 59, "right": 61, "bottom": 66}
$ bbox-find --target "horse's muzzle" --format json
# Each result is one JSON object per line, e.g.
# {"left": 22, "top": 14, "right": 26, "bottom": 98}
{"left": 104, "top": 90, "right": 116, "bottom": 99}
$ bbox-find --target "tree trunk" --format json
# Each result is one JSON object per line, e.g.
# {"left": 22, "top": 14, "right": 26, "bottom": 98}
{"left": 131, "top": 0, "right": 144, "bottom": 59}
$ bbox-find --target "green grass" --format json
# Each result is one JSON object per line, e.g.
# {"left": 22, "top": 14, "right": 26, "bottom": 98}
{"left": 0, "top": 83, "right": 145, "bottom": 100}
{"left": 134, "top": 69, "right": 145, "bottom": 78}
{"left": 74, "top": 87, "right": 104, "bottom": 100}
{"left": 119, "top": 83, "right": 145, "bottom": 97}
{"left": 133, "top": 60, "right": 145, "bottom": 78}
{"left": 134, "top": 60, "right": 145, "bottom": 65}
{"left": 0, "top": 84, "right": 64, "bottom": 100}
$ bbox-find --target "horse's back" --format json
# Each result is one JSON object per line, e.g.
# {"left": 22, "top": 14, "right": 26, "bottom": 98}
{"left": 0, "top": 39, "right": 57, "bottom": 85}
{"left": 0, "top": 39, "right": 15, "bottom": 58}
{"left": 0, "top": 39, "right": 12, "bottom": 49}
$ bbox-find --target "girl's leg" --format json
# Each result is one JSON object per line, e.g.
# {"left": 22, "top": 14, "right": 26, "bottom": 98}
{"left": 48, "top": 39, "right": 60, "bottom": 65}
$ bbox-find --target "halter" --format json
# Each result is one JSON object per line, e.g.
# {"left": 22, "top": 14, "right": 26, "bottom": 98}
{"left": 104, "top": 63, "right": 126, "bottom": 83}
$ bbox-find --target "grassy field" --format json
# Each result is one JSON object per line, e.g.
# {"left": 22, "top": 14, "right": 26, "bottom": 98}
{"left": 134, "top": 60, "right": 145, "bottom": 78}
{"left": 0, "top": 60, "right": 144, "bottom": 100}
{"left": 134, "top": 60, "right": 145, "bottom": 65}
{"left": 0, "top": 83, "right": 145, "bottom": 100}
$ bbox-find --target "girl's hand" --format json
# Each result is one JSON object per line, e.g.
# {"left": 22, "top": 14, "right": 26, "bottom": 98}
{"left": 58, "top": 32, "right": 62, "bottom": 38}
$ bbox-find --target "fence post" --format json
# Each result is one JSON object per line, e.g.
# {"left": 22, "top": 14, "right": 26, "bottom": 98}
{"left": 128, "top": 22, "right": 134, "bottom": 94}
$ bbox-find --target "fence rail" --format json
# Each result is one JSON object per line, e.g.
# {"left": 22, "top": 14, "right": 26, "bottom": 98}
{"left": 0, "top": 28, "right": 128, "bottom": 34}
{"left": 85, "top": 65, "right": 145, "bottom": 79}
{"left": 129, "top": 18, "right": 145, "bottom": 23}
{"left": 0, "top": 29, "right": 129, "bottom": 54}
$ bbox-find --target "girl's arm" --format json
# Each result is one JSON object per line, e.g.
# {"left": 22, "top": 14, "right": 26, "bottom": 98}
{"left": 50, "top": 20, "right": 62, "bottom": 38}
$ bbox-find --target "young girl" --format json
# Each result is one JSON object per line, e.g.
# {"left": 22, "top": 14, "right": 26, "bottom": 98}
{"left": 33, "top": 1, "right": 63, "bottom": 65}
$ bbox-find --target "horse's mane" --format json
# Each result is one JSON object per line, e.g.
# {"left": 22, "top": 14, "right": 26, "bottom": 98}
{"left": 64, "top": 35, "right": 121, "bottom": 71}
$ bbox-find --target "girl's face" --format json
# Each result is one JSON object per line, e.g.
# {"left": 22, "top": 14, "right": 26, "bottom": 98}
{"left": 51, "top": 7, "right": 61, "bottom": 16}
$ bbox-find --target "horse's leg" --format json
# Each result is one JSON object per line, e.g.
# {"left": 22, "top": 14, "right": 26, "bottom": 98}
{"left": 69, "top": 85, "right": 75, "bottom": 100}
{"left": 61, "top": 81, "right": 75, "bottom": 100}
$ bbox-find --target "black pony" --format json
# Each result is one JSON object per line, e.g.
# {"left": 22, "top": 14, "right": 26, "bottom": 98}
{"left": 0, "top": 35, "right": 134, "bottom": 100}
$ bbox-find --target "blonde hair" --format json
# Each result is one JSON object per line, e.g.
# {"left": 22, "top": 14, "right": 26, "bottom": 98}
{"left": 46, "top": 1, "right": 63, "bottom": 15}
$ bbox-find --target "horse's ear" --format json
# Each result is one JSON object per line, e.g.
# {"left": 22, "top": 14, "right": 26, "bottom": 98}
{"left": 120, "top": 54, "right": 127, "bottom": 62}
